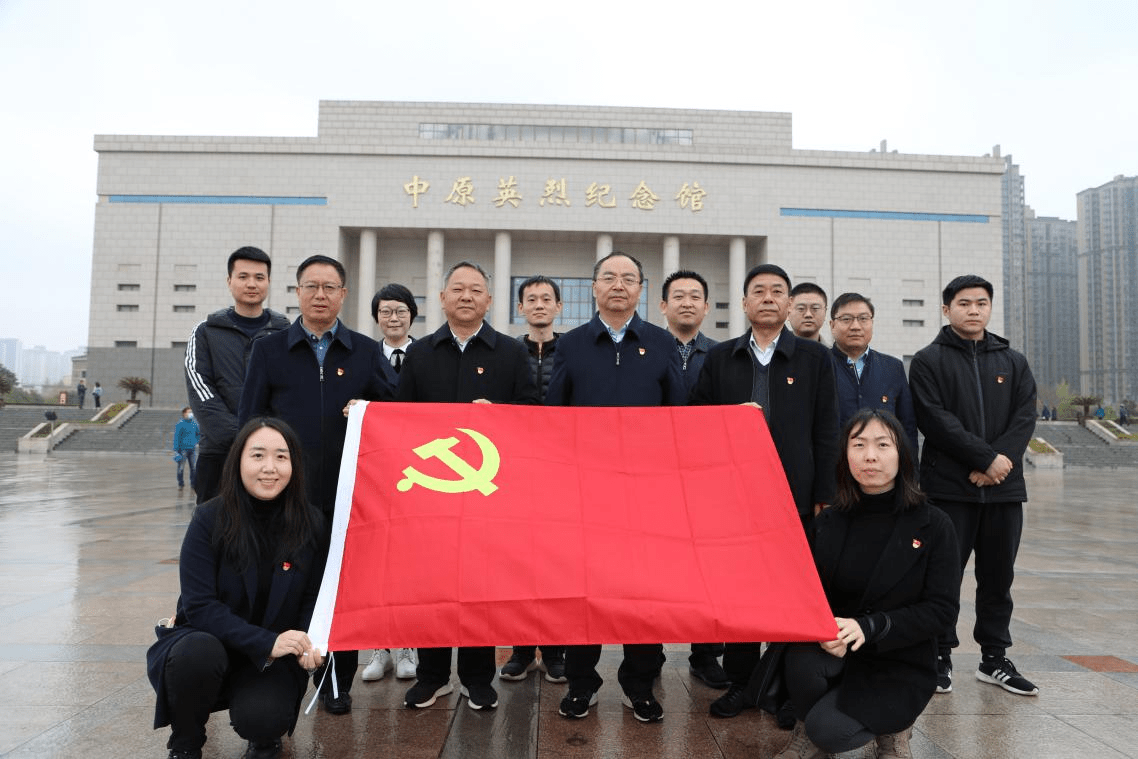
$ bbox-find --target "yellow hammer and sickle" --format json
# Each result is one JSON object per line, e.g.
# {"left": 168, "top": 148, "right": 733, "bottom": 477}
{"left": 396, "top": 427, "right": 500, "bottom": 496}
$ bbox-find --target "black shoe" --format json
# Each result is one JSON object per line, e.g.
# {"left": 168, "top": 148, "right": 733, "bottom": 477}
{"left": 559, "top": 689, "right": 598, "bottom": 718}
{"left": 321, "top": 690, "right": 352, "bottom": 715}
{"left": 709, "top": 683, "right": 752, "bottom": 718}
{"left": 977, "top": 656, "right": 1039, "bottom": 695}
{"left": 543, "top": 655, "right": 567, "bottom": 683}
{"left": 243, "top": 739, "right": 282, "bottom": 759}
{"left": 499, "top": 650, "right": 538, "bottom": 680}
{"left": 936, "top": 653, "right": 952, "bottom": 693}
{"left": 775, "top": 699, "right": 795, "bottom": 730}
{"left": 405, "top": 680, "right": 454, "bottom": 708}
{"left": 621, "top": 691, "right": 663, "bottom": 722}
{"left": 167, "top": 751, "right": 201, "bottom": 759}
{"left": 459, "top": 682, "right": 499, "bottom": 710}
{"left": 689, "top": 658, "right": 730, "bottom": 689}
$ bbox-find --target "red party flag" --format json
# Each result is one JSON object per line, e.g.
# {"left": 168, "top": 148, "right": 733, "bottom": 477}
{"left": 307, "top": 402, "right": 835, "bottom": 651}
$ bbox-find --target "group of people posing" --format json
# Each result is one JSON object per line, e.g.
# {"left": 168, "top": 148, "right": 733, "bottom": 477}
{"left": 151, "top": 245, "right": 1038, "bottom": 759}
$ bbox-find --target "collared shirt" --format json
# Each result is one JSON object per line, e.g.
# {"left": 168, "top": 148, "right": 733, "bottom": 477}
{"left": 451, "top": 322, "right": 484, "bottom": 352}
{"left": 603, "top": 315, "right": 635, "bottom": 344}
{"left": 382, "top": 336, "right": 412, "bottom": 361}
{"left": 299, "top": 319, "right": 340, "bottom": 367}
{"left": 846, "top": 346, "right": 871, "bottom": 380}
{"left": 749, "top": 332, "right": 780, "bottom": 366}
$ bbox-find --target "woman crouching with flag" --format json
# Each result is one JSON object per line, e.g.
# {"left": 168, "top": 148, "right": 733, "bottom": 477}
{"left": 147, "top": 418, "right": 327, "bottom": 759}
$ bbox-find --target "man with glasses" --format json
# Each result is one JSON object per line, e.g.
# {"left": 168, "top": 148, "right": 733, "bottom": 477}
{"left": 546, "top": 252, "right": 686, "bottom": 724}
{"left": 828, "top": 292, "right": 918, "bottom": 455}
{"left": 789, "top": 282, "right": 828, "bottom": 343}
{"left": 238, "top": 254, "right": 393, "bottom": 716}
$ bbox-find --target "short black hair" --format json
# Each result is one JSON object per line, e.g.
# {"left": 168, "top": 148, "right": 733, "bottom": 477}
{"left": 661, "top": 269, "right": 709, "bottom": 302}
{"left": 517, "top": 275, "right": 561, "bottom": 304}
{"left": 592, "top": 251, "right": 644, "bottom": 282}
{"left": 444, "top": 261, "right": 490, "bottom": 287}
{"left": 743, "top": 263, "right": 792, "bottom": 294}
{"left": 227, "top": 246, "right": 271, "bottom": 276}
{"left": 942, "top": 274, "right": 993, "bottom": 306}
{"left": 830, "top": 292, "right": 875, "bottom": 319}
{"left": 371, "top": 283, "right": 418, "bottom": 323}
{"left": 296, "top": 255, "right": 346, "bottom": 286}
{"left": 790, "top": 281, "right": 827, "bottom": 304}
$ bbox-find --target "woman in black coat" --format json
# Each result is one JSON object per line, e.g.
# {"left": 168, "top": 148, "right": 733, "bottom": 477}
{"left": 147, "top": 418, "right": 327, "bottom": 759}
{"left": 773, "top": 409, "right": 960, "bottom": 759}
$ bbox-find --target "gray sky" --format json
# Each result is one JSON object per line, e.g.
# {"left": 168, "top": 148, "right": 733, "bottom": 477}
{"left": 1, "top": 0, "right": 1134, "bottom": 352}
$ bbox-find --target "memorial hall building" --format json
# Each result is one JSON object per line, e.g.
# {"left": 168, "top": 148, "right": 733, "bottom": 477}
{"left": 88, "top": 101, "right": 1006, "bottom": 406}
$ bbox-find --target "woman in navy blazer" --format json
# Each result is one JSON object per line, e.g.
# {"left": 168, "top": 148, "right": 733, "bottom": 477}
{"left": 773, "top": 409, "right": 959, "bottom": 759}
{"left": 148, "top": 418, "right": 328, "bottom": 759}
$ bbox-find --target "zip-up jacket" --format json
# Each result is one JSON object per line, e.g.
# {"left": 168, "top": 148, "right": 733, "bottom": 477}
{"left": 238, "top": 320, "right": 393, "bottom": 513}
{"left": 519, "top": 332, "right": 560, "bottom": 402}
{"left": 908, "top": 325, "right": 1036, "bottom": 503}
{"left": 830, "top": 345, "right": 919, "bottom": 455}
{"left": 676, "top": 331, "right": 717, "bottom": 397}
{"left": 184, "top": 307, "right": 290, "bottom": 455}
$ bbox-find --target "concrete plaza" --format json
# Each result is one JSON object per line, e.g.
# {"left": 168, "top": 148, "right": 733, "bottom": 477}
{"left": 0, "top": 452, "right": 1135, "bottom": 758}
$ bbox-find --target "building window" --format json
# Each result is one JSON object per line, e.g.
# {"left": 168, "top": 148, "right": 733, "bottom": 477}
{"left": 174, "top": 284, "right": 196, "bottom": 292}
{"left": 715, "top": 321, "right": 730, "bottom": 329}
{"left": 509, "top": 276, "right": 647, "bottom": 328}
{"left": 420, "top": 122, "right": 692, "bottom": 146}
{"left": 173, "top": 305, "right": 195, "bottom": 313}
{"left": 902, "top": 299, "right": 924, "bottom": 307}
{"left": 171, "top": 341, "right": 188, "bottom": 349}
{"left": 903, "top": 319, "right": 925, "bottom": 327}
{"left": 114, "top": 340, "right": 137, "bottom": 348}
{"left": 287, "top": 306, "right": 300, "bottom": 315}
{"left": 117, "top": 283, "right": 140, "bottom": 291}
{"left": 715, "top": 302, "right": 729, "bottom": 310}
{"left": 413, "top": 296, "right": 426, "bottom": 324}
{"left": 286, "top": 285, "right": 297, "bottom": 293}
{"left": 117, "top": 304, "right": 139, "bottom": 312}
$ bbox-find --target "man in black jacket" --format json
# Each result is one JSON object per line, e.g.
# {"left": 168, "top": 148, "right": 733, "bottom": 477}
{"left": 689, "top": 263, "right": 840, "bottom": 719}
{"left": 546, "top": 252, "right": 686, "bottom": 724}
{"left": 909, "top": 274, "right": 1039, "bottom": 697}
{"left": 185, "top": 246, "right": 290, "bottom": 502}
{"left": 396, "top": 261, "right": 538, "bottom": 713}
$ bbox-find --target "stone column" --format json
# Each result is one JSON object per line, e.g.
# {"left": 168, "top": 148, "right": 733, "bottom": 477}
{"left": 662, "top": 235, "right": 680, "bottom": 277}
{"left": 493, "top": 232, "right": 512, "bottom": 330}
{"left": 729, "top": 237, "right": 746, "bottom": 336}
{"left": 357, "top": 229, "right": 377, "bottom": 337}
{"left": 426, "top": 231, "right": 445, "bottom": 333}
{"left": 596, "top": 233, "right": 613, "bottom": 261}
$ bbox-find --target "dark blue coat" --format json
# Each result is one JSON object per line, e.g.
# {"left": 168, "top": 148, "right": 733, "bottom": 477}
{"left": 830, "top": 346, "right": 919, "bottom": 455}
{"left": 396, "top": 323, "right": 538, "bottom": 404}
{"left": 546, "top": 313, "right": 687, "bottom": 407}
{"left": 238, "top": 320, "right": 393, "bottom": 512}
{"left": 146, "top": 500, "right": 327, "bottom": 729}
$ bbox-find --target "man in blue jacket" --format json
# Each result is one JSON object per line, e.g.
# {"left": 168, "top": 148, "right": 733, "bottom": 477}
{"left": 547, "top": 252, "right": 686, "bottom": 724}
{"left": 828, "top": 292, "right": 918, "bottom": 455}
{"left": 909, "top": 274, "right": 1038, "bottom": 698}
{"left": 238, "top": 254, "right": 392, "bottom": 716}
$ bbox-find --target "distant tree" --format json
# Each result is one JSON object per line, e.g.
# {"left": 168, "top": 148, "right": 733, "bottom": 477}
{"left": 1069, "top": 395, "right": 1102, "bottom": 425}
{"left": 117, "top": 376, "right": 152, "bottom": 403}
{"left": 0, "top": 364, "right": 15, "bottom": 406}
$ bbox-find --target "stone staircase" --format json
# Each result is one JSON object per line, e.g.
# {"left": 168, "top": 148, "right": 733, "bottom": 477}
{"left": 1033, "top": 421, "right": 1138, "bottom": 468}
{"left": 53, "top": 408, "right": 183, "bottom": 454}
{"left": 0, "top": 405, "right": 99, "bottom": 452}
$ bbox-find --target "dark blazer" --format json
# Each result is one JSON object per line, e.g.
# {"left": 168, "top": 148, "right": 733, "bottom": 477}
{"left": 396, "top": 322, "right": 538, "bottom": 404}
{"left": 146, "top": 500, "right": 328, "bottom": 729}
{"left": 379, "top": 336, "right": 414, "bottom": 386}
{"left": 830, "top": 346, "right": 919, "bottom": 456}
{"left": 909, "top": 326, "right": 1036, "bottom": 503}
{"left": 690, "top": 327, "right": 840, "bottom": 518}
{"left": 545, "top": 313, "right": 687, "bottom": 407}
{"left": 238, "top": 320, "right": 393, "bottom": 512}
{"left": 677, "top": 331, "right": 717, "bottom": 397}
{"left": 810, "top": 498, "right": 960, "bottom": 735}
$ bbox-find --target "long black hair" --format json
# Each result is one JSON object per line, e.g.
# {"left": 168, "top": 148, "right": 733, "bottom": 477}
{"left": 213, "top": 417, "right": 321, "bottom": 570}
{"left": 833, "top": 408, "right": 924, "bottom": 512}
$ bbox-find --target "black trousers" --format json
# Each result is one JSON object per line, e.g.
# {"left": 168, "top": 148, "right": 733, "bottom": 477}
{"left": 564, "top": 643, "right": 662, "bottom": 695}
{"left": 416, "top": 646, "right": 496, "bottom": 686}
{"left": 690, "top": 641, "right": 725, "bottom": 664}
{"left": 722, "top": 641, "right": 764, "bottom": 684}
{"left": 508, "top": 645, "right": 566, "bottom": 663}
{"left": 933, "top": 499, "right": 1022, "bottom": 658}
{"left": 783, "top": 643, "right": 874, "bottom": 754}
{"left": 194, "top": 451, "right": 226, "bottom": 505}
{"left": 163, "top": 631, "right": 307, "bottom": 754}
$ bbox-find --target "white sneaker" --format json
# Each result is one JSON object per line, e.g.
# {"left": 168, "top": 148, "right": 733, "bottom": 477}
{"left": 361, "top": 649, "right": 393, "bottom": 681}
{"left": 395, "top": 648, "right": 418, "bottom": 679}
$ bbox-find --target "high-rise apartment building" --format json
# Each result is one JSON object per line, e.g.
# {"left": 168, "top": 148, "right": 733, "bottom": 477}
{"left": 1024, "top": 209, "right": 1079, "bottom": 392}
{"left": 1077, "top": 174, "right": 1138, "bottom": 404}
{"left": 1001, "top": 154, "right": 1028, "bottom": 350}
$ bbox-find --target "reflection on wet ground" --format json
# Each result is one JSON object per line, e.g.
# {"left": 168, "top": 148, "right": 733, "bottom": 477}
{"left": 0, "top": 453, "right": 1135, "bottom": 758}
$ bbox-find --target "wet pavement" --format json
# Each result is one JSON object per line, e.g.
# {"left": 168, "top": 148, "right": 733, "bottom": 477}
{"left": 0, "top": 453, "right": 1135, "bottom": 758}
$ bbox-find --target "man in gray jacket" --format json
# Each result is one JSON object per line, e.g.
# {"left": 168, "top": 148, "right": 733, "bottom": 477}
{"left": 184, "top": 246, "right": 289, "bottom": 502}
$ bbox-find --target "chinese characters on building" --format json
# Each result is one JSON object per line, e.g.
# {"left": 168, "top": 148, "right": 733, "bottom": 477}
{"left": 404, "top": 175, "right": 706, "bottom": 212}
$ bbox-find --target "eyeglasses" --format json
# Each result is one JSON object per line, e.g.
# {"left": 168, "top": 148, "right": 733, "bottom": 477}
{"left": 793, "top": 304, "right": 825, "bottom": 314}
{"left": 378, "top": 307, "right": 410, "bottom": 318}
{"left": 299, "top": 282, "right": 343, "bottom": 296}
{"left": 596, "top": 274, "right": 641, "bottom": 287}
{"left": 833, "top": 314, "right": 873, "bottom": 325}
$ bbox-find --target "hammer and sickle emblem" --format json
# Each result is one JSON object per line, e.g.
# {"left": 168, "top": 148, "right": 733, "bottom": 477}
{"left": 396, "top": 428, "right": 500, "bottom": 496}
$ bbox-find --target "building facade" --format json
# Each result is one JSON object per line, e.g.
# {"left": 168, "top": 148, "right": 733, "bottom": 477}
{"left": 1077, "top": 174, "right": 1138, "bottom": 405}
{"left": 1001, "top": 154, "right": 1028, "bottom": 350}
{"left": 88, "top": 101, "right": 1006, "bottom": 406}
{"left": 1025, "top": 209, "right": 1079, "bottom": 393}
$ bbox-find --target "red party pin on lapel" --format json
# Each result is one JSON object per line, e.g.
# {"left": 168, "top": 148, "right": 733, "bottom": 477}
{"left": 336, "top": 368, "right": 344, "bottom": 376}
{"left": 787, "top": 377, "right": 795, "bottom": 385}
{"left": 639, "top": 347, "right": 646, "bottom": 355}
{"left": 477, "top": 367, "right": 484, "bottom": 375}
{"left": 911, "top": 539, "right": 922, "bottom": 550}
{"left": 282, "top": 561, "right": 292, "bottom": 571}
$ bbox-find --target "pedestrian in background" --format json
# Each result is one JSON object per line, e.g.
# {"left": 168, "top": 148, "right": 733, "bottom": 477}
{"left": 173, "top": 407, "right": 201, "bottom": 492}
